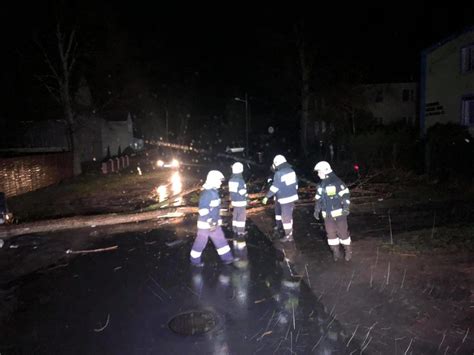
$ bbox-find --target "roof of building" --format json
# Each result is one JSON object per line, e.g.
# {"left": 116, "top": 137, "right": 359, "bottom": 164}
{"left": 422, "top": 26, "right": 474, "bottom": 55}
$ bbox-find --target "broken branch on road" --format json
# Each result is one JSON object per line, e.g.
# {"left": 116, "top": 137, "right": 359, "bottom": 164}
{"left": 66, "top": 245, "right": 118, "bottom": 254}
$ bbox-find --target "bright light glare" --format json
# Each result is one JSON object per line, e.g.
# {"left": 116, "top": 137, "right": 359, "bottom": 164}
{"left": 156, "top": 185, "right": 167, "bottom": 202}
{"left": 157, "top": 160, "right": 164, "bottom": 167}
{"left": 171, "top": 159, "right": 180, "bottom": 168}
{"left": 171, "top": 172, "right": 182, "bottom": 194}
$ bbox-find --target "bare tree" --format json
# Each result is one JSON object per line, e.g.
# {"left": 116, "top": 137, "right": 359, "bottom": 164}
{"left": 36, "top": 24, "right": 81, "bottom": 175}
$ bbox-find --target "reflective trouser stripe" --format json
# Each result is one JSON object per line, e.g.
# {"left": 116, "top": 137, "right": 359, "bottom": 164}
{"left": 328, "top": 238, "right": 340, "bottom": 245}
{"left": 232, "top": 220, "right": 246, "bottom": 227}
{"left": 217, "top": 245, "right": 231, "bottom": 255}
{"left": 218, "top": 219, "right": 222, "bottom": 226}
{"left": 281, "top": 202, "right": 294, "bottom": 237}
{"left": 235, "top": 241, "right": 246, "bottom": 250}
{"left": 340, "top": 237, "right": 351, "bottom": 245}
{"left": 190, "top": 250, "right": 202, "bottom": 258}
{"left": 275, "top": 215, "right": 282, "bottom": 220}
{"left": 283, "top": 221, "right": 293, "bottom": 230}
{"left": 232, "top": 200, "right": 247, "bottom": 207}
{"left": 278, "top": 194, "right": 298, "bottom": 204}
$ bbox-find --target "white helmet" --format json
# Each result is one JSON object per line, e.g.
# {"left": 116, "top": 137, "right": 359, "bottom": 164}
{"left": 205, "top": 170, "right": 225, "bottom": 189}
{"left": 314, "top": 161, "right": 332, "bottom": 179}
{"left": 273, "top": 154, "right": 287, "bottom": 168}
{"left": 231, "top": 162, "right": 244, "bottom": 174}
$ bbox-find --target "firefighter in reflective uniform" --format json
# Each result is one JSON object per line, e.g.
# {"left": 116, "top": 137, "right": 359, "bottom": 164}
{"left": 313, "top": 161, "right": 352, "bottom": 261}
{"left": 228, "top": 162, "right": 247, "bottom": 237}
{"left": 190, "top": 170, "right": 234, "bottom": 267}
{"left": 262, "top": 155, "right": 299, "bottom": 242}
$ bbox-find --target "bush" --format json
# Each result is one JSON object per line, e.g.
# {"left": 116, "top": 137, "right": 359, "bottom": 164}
{"left": 346, "top": 124, "right": 421, "bottom": 171}
{"left": 426, "top": 123, "right": 474, "bottom": 181}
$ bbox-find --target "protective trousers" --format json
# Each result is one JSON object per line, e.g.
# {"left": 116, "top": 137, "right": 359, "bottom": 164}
{"left": 324, "top": 216, "right": 351, "bottom": 246}
{"left": 274, "top": 201, "right": 283, "bottom": 229}
{"left": 190, "top": 227, "right": 233, "bottom": 265}
{"left": 232, "top": 206, "right": 246, "bottom": 235}
{"left": 280, "top": 202, "right": 295, "bottom": 237}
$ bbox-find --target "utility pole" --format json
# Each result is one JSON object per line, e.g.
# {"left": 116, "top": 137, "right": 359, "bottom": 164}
{"left": 235, "top": 93, "right": 250, "bottom": 157}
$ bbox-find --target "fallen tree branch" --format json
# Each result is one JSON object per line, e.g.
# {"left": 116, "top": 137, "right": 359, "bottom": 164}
{"left": 0, "top": 206, "right": 197, "bottom": 239}
{"left": 94, "top": 314, "right": 110, "bottom": 332}
{"left": 66, "top": 245, "right": 118, "bottom": 254}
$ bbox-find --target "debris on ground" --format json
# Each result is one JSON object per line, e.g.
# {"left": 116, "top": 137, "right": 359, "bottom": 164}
{"left": 66, "top": 246, "right": 118, "bottom": 254}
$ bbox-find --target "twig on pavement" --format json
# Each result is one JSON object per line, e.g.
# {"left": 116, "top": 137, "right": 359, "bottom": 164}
{"left": 66, "top": 245, "right": 118, "bottom": 254}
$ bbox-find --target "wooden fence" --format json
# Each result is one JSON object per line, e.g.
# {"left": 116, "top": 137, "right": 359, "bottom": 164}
{"left": 0, "top": 152, "right": 73, "bottom": 197}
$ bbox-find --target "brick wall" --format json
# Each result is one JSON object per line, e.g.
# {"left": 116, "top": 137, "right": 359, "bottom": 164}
{"left": 0, "top": 152, "right": 73, "bottom": 197}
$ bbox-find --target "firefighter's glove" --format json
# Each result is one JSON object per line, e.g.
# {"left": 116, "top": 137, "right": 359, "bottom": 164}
{"left": 342, "top": 208, "right": 350, "bottom": 216}
{"left": 262, "top": 197, "right": 268, "bottom": 205}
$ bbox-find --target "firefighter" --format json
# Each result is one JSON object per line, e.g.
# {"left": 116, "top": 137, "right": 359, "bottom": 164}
{"left": 313, "top": 161, "right": 352, "bottom": 261}
{"left": 229, "top": 162, "right": 247, "bottom": 237}
{"left": 262, "top": 155, "right": 299, "bottom": 242}
{"left": 190, "top": 170, "right": 234, "bottom": 267}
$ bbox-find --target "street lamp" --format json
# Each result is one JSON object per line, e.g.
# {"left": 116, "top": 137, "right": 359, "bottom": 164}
{"left": 234, "top": 93, "right": 249, "bottom": 156}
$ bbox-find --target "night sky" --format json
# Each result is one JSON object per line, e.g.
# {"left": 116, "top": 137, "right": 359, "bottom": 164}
{"left": 0, "top": 2, "right": 473, "bottom": 122}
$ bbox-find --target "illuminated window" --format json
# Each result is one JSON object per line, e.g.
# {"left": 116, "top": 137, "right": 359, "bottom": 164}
{"left": 461, "top": 96, "right": 474, "bottom": 126}
{"left": 461, "top": 44, "right": 474, "bottom": 73}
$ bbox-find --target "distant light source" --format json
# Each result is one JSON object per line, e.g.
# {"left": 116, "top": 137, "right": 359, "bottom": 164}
{"left": 170, "top": 159, "right": 180, "bottom": 168}
{"left": 226, "top": 147, "right": 245, "bottom": 153}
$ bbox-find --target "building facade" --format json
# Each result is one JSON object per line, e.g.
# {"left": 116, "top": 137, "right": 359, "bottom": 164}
{"left": 420, "top": 27, "right": 474, "bottom": 135}
{"left": 358, "top": 82, "right": 418, "bottom": 126}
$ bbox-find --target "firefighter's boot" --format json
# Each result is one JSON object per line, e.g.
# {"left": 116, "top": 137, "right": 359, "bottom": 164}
{"left": 343, "top": 245, "right": 352, "bottom": 261}
{"left": 330, "top": 245, "right": 342, "bottom": 261}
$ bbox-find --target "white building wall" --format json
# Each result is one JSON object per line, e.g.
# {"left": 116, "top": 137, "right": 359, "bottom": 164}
{"left": 360, "top": 82, "right": 418, "bottom": 125}
{"left": 424, "top": 30, "right": 474, "bottom": 134}
{"left": 101, "top": 114, "right": 134, "bottom": 158}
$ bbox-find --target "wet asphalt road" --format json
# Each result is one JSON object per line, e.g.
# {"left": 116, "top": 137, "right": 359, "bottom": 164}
{"left": 0, "top": 221, "right": 358, "bottom": 354}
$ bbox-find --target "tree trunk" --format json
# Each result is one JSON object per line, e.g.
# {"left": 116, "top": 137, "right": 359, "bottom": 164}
{"left": 62, "top": 85, "right": 81, "bottom": 175}
{"left": 296, "top": 23, "right": 312, "bottom": 157}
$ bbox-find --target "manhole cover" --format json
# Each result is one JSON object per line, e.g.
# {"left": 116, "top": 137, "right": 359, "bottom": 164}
{"left": 169, "top": 310, "right": 217, "bottom": 335}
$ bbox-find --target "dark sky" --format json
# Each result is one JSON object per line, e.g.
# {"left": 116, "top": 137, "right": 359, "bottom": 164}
{"left": 0, "top": 2, "right": 473, "bottom": 119}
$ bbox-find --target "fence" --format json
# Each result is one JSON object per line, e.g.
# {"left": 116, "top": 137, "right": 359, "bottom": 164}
{"left": 0, "top": 152, "right": 73, "bottom": 197}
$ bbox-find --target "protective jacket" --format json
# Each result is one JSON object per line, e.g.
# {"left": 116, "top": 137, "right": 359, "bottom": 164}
{"left": 197, "top": 188, "right": 221, "bottom": 229}
{"left": 266, "top": 162, "right": 299, "bottom": 204}
{"left": 228, "top": 173, "right": 247, "bottom": 207}
{"left": 314, "top": 172, "right": 350, "bottom": 219}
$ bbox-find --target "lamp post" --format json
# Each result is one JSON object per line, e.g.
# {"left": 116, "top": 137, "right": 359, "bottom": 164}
{"left": 234, "top": 93, "right": 249, "bottom": 156}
